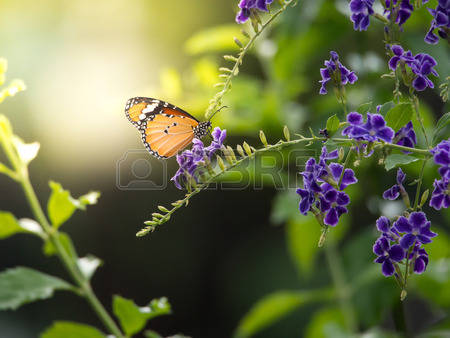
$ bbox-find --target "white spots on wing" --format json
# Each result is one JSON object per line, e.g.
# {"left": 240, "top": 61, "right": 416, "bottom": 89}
{"left": 142, "top": 102, "right": 159, "bottom": 113}
{"left": 139, "top": 113, "right": 146, "bottom": 120}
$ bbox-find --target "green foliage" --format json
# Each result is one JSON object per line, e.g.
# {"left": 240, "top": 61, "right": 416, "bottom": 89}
{"left": 286, "top": 216, "right": 320, "bottom": 278}
{"left": 77, "top": 255, "right": 102, "bottom": 280}
{"left": 433, "top": 112, "right": 450, "bottom": 145}
{"left": 0, "top": 267, "right": 73, "bottom": 310}
{"left": 41, "top": 321, "right": 105, "bottom": 338}
{"left": 326, "top": 114, "right": 340, "bottom": 136}
{"left": 234, "top": 291, "right": 318, "bottom": 338}
{"left": 384, "top": 103, "right": 414, "bottom": 131}
{"left": 384, "top": 154, "right": 419, "bottom": 171}
{"left": 185, "top": 24, "right": 244, "bottom": 55}
{"left": 113, "top": 295, "right": 171, "bottom": 336}
{"left": 0, "top": 211, "right": 26, "bottom": 239}
{"left": 305, "top": 307, "right": 345, "bottom": 338}
{"left": 356, "top": 102, "right": 373, "bottom": 115}
{"left": 377, "top": 101, "right": 395, "bottom": 116}
{"left": 47, "top": 181, "right": 100, "bottom": 229}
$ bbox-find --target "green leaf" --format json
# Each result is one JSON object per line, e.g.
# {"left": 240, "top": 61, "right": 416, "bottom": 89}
{"left": 0, "top": 114, "right": 13, "bottom": 140}
{"left": 12, "top": 135, "right": 40, "bottom": 165}
{"left": 0, "top": 267, "right": 73, "bottom": 310}
{"left": 356, "top": 102, "right": 372, "bottom": 115}
{"left": 47, "top": 181, "right": 78, "bottom": 228}
{"left": 144, "top": 330, "right": 163, "bottom": 338}
{"left": 377, "top": 101, "right": 395, "bottom": 116}
{"left": 77, "top": 255, "right": 102, "bottom": 280}
{"left": 305, "top": 307, "right": 346, "bottom": 338}
{"left": 385, "top": 103, "right": 413, "bottom": 131}
{"left": 47, "top": 181, "right": 100, "bottom": 228}
{"left": 43, "top": 232, "right": 78, "bottom": 259}
{"left": 384, "top": 154, "right": 419, "bottom": 171}
{"left": 286, "top": 216, "right": 320, "bottom": 278}
{"left": 433, "top": 112, "right": 450, "bottom": 145}
{"left": 185, "top": 24, "right": 243, "bottom": 55}
{"left": 234, "top": 291, "right": 323, "bottom": 338}
{"left": 326, "top": 115, "right": 340, "bottom": 136}
{"left": 113, "top": 296, "right": 171, "bottom": 336}
{"left": 41, "top": 321, "right": 105, "bottom": 338}
{"left": 0, "top": 211, "right": 25, "bottom": 239}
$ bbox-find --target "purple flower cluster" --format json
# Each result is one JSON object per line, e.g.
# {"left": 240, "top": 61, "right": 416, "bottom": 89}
{"left": 296, "top": 147, "right": 358, "bottom": 226}
{"left": 236, "top": 0, "right": 273, "bottom": 24}
{"left": 384, "top": 0, "right": 415, "bottom": 26}
{"left": 342, "top": 112, "right": 394, "bottom": 143}
{"left": 349, "top": 0, "right": 374, "bottom": 31}
{"left": 425, "top": 0, "right": 450, "bottom": 44}
{"left": 383, "top": 168, "right": 406, "bottom": 200}
{"left": 388, "top": 45, "right": 439, "bottom": 91}
{"left": 373, "top": 211, "right": 436, "bottom": 276}
{"left": 430, "top": 139, "right": 450, "bottom": 210}
{"left": 394, "top": 121, "right": 417, "bottom": 152}
{"left": 319, "top": 51, "right": 358, "bottom": 95}
{"left": 171, "top": 127, "right": 227, "bottom": 189}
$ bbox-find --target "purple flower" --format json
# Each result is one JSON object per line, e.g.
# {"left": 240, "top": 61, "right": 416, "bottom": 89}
{"left": 383, "top": 168, "right": 406, "bottom": 200}
{"left": 388, "top": 45, "right": 415, "bottom": 71}
{"left": 384, "top": 0, "right": 414, "bottom": 26}
{"left": 236, "top": 0, "right": 274, "bottom": 24}
{"left": 394, "top": 212, "right": 437, "bottom": 249}
{"left": 429, "top": 178, "right": 450, "bottom": 210}
{"left": 171, "top": 127, "right": 227, "bottom": 189}
{"left": 425, "top": 0, "right": 450, "bottom": 44}
{"left": 410, "top": 244, "right": 429, "bottom": 274}
{"left": 394, "top": 121, "right": 417, "bottom": 152}
{"left": 349, "top": 0, "right": 374, "bottom": 31}
{"left": 373, "top": 237, "right": 405, "bottom": 276}
{"left": 410, "top": 53, "right": 439, "bottom": 91}
{"left": 388, "top": 45, "right": 439, "bottom": 92}
{"left": 319, "top": 51, "right": 358, "bottom": 95}
{"left": 317, "top": 183, "right": 350, "bottom": 226}
{"left": 296, "top": 146, "right": 357, "bottom": 226}
{"left": 431, "top": 139, "right": 450, "bottom": 180}
{"left": 342, "top": 112, "right": 394, "bottom": 143}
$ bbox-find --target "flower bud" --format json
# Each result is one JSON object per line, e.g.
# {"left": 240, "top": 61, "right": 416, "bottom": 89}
{"left": 419, "top": 189, "right": 429, "bottom": 208}
{"left": 283, "top": 125, "right": 290, "bottom": 141}
{"left": 259, "top": 130, "right": 268, "bottom": 147}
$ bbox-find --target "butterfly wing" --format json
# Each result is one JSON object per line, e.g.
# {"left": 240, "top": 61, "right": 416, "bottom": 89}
{"left": 125, "top": 97, "right": 200, "bottom": 158}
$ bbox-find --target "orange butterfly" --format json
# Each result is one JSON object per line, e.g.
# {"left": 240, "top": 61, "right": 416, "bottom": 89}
{"left": 125, "top": 97, "right": 211, "bottom": 158}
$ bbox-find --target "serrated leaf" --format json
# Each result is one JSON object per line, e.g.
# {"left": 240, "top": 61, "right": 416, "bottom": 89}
{"left": 433, "top": 112, "right": 450, "bottom": 145}
{"left": 356, "top": 102, "right": 372, "bottom": 115}
{"left": 385, "top": 154, "right": 419, "bottom": 171}
{"left": 185, "top": 24, "right": 243, "bottom": 55}
{"left": 377, "top": 101, "right": 395, "bottom": 116}
{"left": 0, "top": 267, "right": 73, "bottom": 310}
{"left": 326, "top": 115, "right": 340, "bottom": 135}
{"left": 77, "top": 255, "right": 102, "bottom": 280}
{"left": 113, "top": 296, "right": 171, "bottom": 336}
{"left": 234, "top": 291, "right": 317, "bottom": 338}
{"left": 41, "top": 321, "right": 105, "bottom": 338}
{"left": 0, "top": 211, "right": 25, "bottom": 239}
{"left": 385, "top": 103, "right": 413, "bottom": 131}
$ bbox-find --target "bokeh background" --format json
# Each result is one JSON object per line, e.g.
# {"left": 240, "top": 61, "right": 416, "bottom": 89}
{"left": 0, "top": 0, "right": 449, "bottom": 337}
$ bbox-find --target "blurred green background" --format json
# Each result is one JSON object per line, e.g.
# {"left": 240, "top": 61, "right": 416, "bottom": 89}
{"left": 0, "top": 0, "right": 449, "bottom": 337}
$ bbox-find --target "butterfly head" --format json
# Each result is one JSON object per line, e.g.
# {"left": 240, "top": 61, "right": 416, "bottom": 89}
{"left": 194, "top": 121, "right": 212, "bottom": 139}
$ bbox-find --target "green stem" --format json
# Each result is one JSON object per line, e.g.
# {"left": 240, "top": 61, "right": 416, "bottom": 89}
{"left": 324, "top": 240, "right": 358, "bottom": 333}
{"left": 413, "top": 159, "right": 428, "bottom": 210}
{"left": 18, "top": 172, "right": 124, "bottom": 338}
{"left": 206, "top": 0, "right": 294, "bottom": 120}
{"left": 139, "top": 137, "right": 431, "bottom": 235}
{"left": 411, "top": 95, "right": 430, "bottom": 149}
{"left": 338, "top": 148, "right": 354, "bottom": 188}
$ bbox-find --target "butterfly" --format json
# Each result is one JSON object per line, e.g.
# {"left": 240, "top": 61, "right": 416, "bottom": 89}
{"left": 125, "top": 97, "right": 212, "bottom": 159}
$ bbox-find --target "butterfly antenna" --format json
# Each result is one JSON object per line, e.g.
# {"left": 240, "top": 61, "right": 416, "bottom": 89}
{"left": 208, "top": 105, "right": 229, "bottom": 122}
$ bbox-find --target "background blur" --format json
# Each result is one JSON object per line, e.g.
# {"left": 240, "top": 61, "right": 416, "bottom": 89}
{"left": 0, "top": 0, "right": 449, "bottom": 337}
